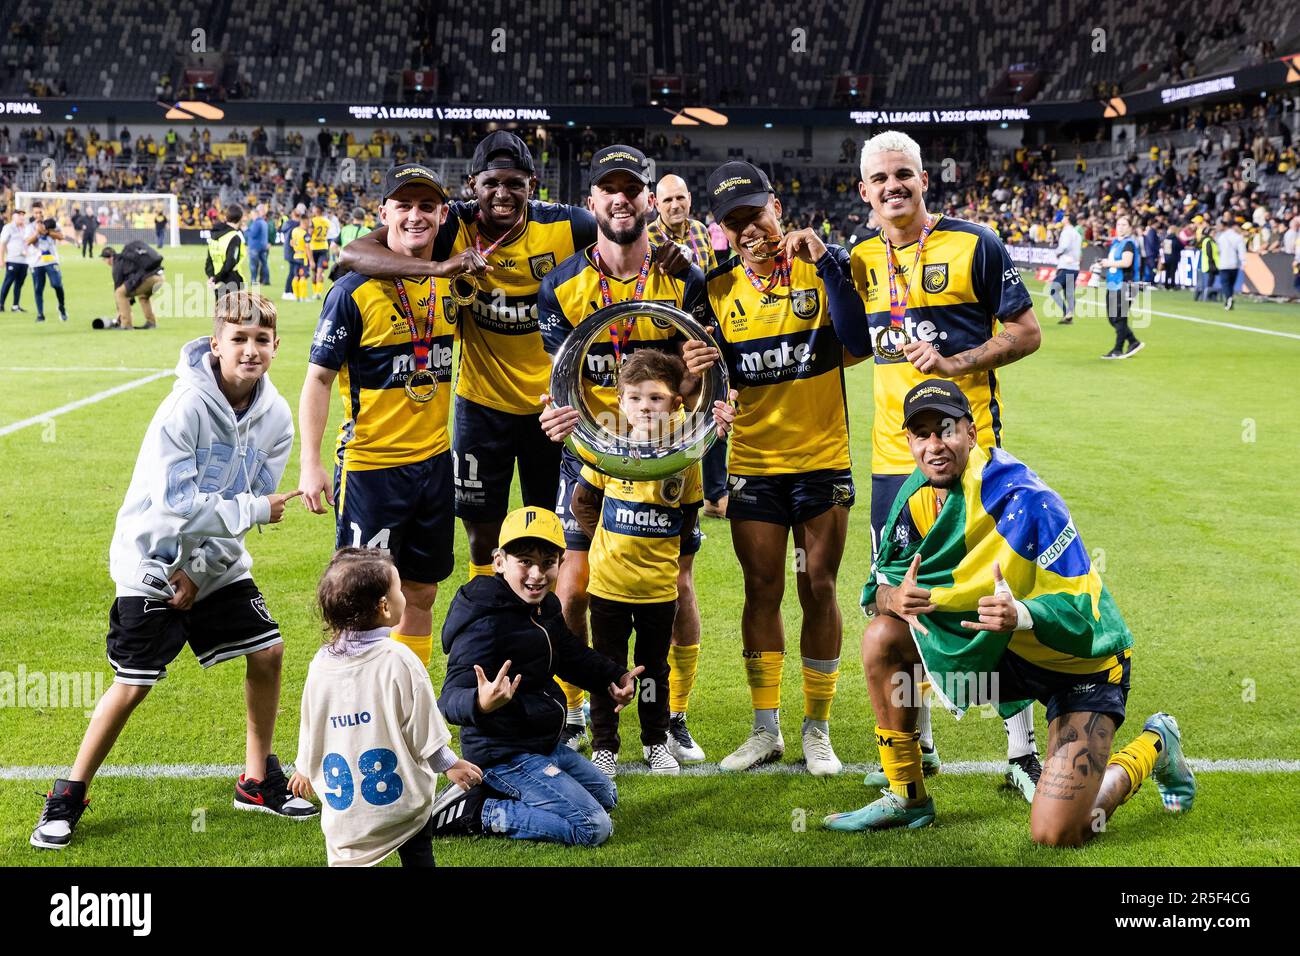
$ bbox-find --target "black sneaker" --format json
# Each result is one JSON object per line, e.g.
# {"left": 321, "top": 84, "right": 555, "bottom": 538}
{"left": 559, "top": 723, "right": 588, "bottom": 751}
{"left": 234, "top": 754, "right": 318, "bottom": 819}
{"left": 35, "top": 314, "right": 45, "bottom": 323}
{"left": 59, "top": 311, "right": 68, "bottom": 322}
{"left": 1117, "top": 340, "right": 1145, "bottom": 359}
{"left": 429, "top": 783, "right": 489, "bottom": 836}
{"left": 1005, "top": 753, "right": 1043, "bottom": 802}
{"left": 1057, "top": 317, "right": 1073, "bottom": 325}
{"left": 1100, "top": 349, "right": 1122, "bottom": 360}
{"left": 31, "top": 779, "right": 89, "bottom": 849}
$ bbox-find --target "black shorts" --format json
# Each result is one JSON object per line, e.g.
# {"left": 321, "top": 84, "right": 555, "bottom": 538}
{"left": 870, "top": 473, "right": 910, "bottom": 560}
{"left": 994, "top": 649, "right": 1132, "bottom": 728}
{"left": 334, "top": 452, "right": 455, "bottom": 583}
{"left": 452, "top": 395, "right": 561, "bottom": 523}
{"left": 727, "top": 468, "right": 855, "bottom": 527}
{"left": 311, "top": 248, "right": 329, "bottom": 269}
{"left": 106, "top": 579, "right": 282, "bottom": 685}
{"left": 557, "top": 446, "right": 703, "bottom": 556}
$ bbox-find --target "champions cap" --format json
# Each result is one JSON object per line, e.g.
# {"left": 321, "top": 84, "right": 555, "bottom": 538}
{"left": 706, "top": 161, "right": 774, "bottom": 221}
{"left": 499, "top": 506, "right": 566, "bottom": 552}
{"left": 902, "top": 379, "right": 973, "bottom": 429}
{"left": 589, "top": 145, "right": 652, "bottom": 188}
{"left": 382, "top": 163, "right": 448, "bottom": 202}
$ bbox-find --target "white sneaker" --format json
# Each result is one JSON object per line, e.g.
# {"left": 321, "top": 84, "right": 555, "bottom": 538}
{"left": 719, "top": 728, "right": 784, "bottom": 772}
{"left": 667, "top": 714, "right": 705, "bottom": 764}
{"left": 280, "top": 292, "right": 295, "bottom": 301}
{"left": 591, "top": 749, "right": 617, "bottom": 778}
{"left": 643, "top": 743, "right": 680, "bottom": 775}
{"left": 802, "top": 726, "right": 843, "bottom": 777}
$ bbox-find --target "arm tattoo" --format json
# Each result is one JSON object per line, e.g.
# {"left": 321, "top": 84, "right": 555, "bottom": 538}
{"left": 954, "top": 330, "right": 1024, "bottom": 371}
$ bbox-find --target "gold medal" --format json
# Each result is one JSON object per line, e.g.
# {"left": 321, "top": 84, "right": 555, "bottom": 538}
{"left": 873, "top": 324, "right": 913, "bottom": 361}
{"left": 449, "top": 273, "right": 478, "bottom": 305}
{"left": 404, "top": 368, "right": 438, "bottom": 403}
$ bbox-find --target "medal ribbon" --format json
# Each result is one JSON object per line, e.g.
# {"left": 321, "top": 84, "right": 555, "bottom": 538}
{"left": 473, "top": 205, "right": 526, "bottom": 258}
{"left": 593, "top": 247, "right": 652, "bottom": 367}
{"left": 882, "top": 215, "right": 935, "bottom": 334}
{"left": 743, "top": 253, "right": 791, "bottom": 297}
{"left": 392, "top": 277, "right": 436, "bottom": 371}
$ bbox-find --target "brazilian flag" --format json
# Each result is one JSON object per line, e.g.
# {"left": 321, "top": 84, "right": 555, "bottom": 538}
{"left": 863, "top": 444, "right": 1133, "bottom": 718}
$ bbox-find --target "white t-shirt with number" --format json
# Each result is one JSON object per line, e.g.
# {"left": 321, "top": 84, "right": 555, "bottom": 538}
{"left": 294, "top": 637, "right": 452, "bottom": 867}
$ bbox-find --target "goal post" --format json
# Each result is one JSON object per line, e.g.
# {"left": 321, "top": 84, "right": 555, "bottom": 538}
{"left": 15, "top": 192, "right": 180, "bottom": 248}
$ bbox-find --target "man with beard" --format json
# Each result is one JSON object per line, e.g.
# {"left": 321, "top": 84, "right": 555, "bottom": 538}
{"left": 536, "top": 145, "right": 717, "bottom": 762}
{"left": 834, "top": 130, "right": 1045, "bottom": 801}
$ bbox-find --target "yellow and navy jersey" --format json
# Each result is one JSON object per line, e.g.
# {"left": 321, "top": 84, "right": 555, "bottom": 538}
{"left": 309, "top": 215, "right": 330, "bottom": 250}
{"left": 849, "top": 215, "right": 1033, "bottom": 475}
{"left": 704, "top": 247, "right": 860, "bottom": 475}
{"left": 308, "top": 272, "right": 457, "bottom": 471}
{"left": 433, "top": 200, "right": 596, "bottom": 415}
{"left": 580, "top": 462, "right": 702, "bottom": 603}
{"left": 539, "top": 245, "right": 707, "bottom": 427}
{"left": 290, "top": 225, "right": 310, "bottom": 262}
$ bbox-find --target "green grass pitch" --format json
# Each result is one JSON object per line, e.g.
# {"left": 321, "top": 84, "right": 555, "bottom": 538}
{"left": 1, "top": 246, "right": 1297, "bottom": 866}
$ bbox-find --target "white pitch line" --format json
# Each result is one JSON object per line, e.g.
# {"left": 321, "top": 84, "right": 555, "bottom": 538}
{"left": 1, "top": 758, "right": 1295, "bottom": 781}
{"left": 1027, "top": 288, "right": 1300, "bottom": 341}
{"left": 0, "top": 366, "right": 171, "bottom": 373}
{"left": 0, "top": 370, "right": 173, "bottom": 438}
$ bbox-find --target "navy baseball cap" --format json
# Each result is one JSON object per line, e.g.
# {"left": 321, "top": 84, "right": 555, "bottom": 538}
{"left": 470, "top": 130, "right": 536, "bottom": 176}
{"left": 902, "top": 380, "right": 972, "bottom": 429}
{"left": 707, "top": 161, "right": 774, "bottom": 221}
{"left": 589, "top": 145, "right": 652, "bottom": 188}
{"left": 382, "top": 163, "right": 448, "bottom": 202}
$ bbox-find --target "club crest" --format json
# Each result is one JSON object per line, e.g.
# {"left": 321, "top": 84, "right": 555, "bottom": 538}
{"left": 529, "top": 252, "right": 556, "bottom": 280}
{"left": 661, "top": 475, "right": 685, "bottom": 504}
{"left": 922, "top": 263, "right": 949, "bottom": 294}
{"left": 791, "top": 288, "right": 820, "bottom": 319}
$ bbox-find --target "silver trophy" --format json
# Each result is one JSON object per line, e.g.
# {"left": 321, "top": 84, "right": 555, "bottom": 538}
{"left": 549, "top": 301, "right": 729, "bottom": 481}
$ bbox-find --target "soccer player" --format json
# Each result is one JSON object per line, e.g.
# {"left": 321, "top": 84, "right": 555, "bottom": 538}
{"left": 290, "top": 211, "right": 312, "bottom": 302}
{"left": 537, "top": 144, "right": 711, "bottom": 758}
{"left": 30, "top": 291, "right": 312, "bottom": 850}
{"left": 339, "top": 131, "right": 596, "bottom": 585}
{"left": 309, "top": 203, "right": 331, "bottom": 298}
{"left": 838, "top": 130, "right": 1045, "bottom": 800}
{"left": 823, "top": 380, "right": 1195, "bottom": 843}
{"left": 297, "top": 164, "right": 460, "bottom": 668}
{"left": 699, "top": 161, "right": 866, "bottom": 776}
{"left": 1097, "top": 214, "right": 1144, "bottom": 360}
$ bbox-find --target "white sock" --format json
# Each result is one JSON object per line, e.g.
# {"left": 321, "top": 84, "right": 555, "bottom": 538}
{"left": 917, "top": 696, "right": 934, "bottom": 750}
{"left": 1004, "top": 704, "right": 1037, "bottom": 760}
{"left": 753, "top": 708, "right": 779, "bottom": 736}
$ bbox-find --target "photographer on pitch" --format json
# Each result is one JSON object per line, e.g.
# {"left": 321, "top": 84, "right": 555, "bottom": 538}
{"left": 101, "top": 241, "right": 164, "bottom": 330}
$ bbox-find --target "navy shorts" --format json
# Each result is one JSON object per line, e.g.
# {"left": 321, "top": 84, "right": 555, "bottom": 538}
{"left": 726, "top": 468, "right": 855, "bottom": 527}
{"left": 311, "top": 248, "right": 330, "bottom": 269}
{"left": 557, "top": 446, "right": 702, "bottom": 556}
{"left": 106, "top": 579, "right": 283, "bottom": 686}
{"left": 453, "top": 395, "right": 561, "bottom": 523}
{"left": 334, "top": 452, "right": 455, "bottom": 583}
{"left": 870, "top": 472, "right": 910, "bottom": 560}
{"left": 994, "top": 649, "right": 1132, "bottom": 728}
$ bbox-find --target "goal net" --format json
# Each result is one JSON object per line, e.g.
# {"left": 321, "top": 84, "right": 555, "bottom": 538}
{"left": 15, "top": 192, "right": 180, "bottom": 248}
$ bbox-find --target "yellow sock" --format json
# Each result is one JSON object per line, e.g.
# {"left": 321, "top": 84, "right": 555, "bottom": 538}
{"left": 313, "top": 280, "right": 323, "bottom": 296}
{"left": 468, "top": 562, "right": 494, "bottom": 580}
{"left": 554, "top": 677, "right": 586, "bottom": 712}
{"left": 390, "top": 631, "right": 433, "bottom": 667}
{"left": 1107, "top": 729, "right": 1163, "bottom": 800}
{"left": 801, "top": 664, "right": 839, "bottom": 721}
{"left": 743, "top": 650, "right": 784, "bottom": 711}
{"left": 668, "top": 644, "right": 699, "bottom": 714}
{"left": 876, "top": 726, "right": 926, "bottom": 800}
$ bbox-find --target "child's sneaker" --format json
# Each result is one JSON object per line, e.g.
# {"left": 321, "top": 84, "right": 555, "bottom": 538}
{"left": 234, "top": 754, "right": 319, "bottom": 819}
{"left": 30, "top": 779, "right": 89, "bottom": 850}
{"left": 643, "top": 743, "right": 680, "bottom": 775}
{"left": 430, "top": 783, "right": 489, "bottom": 836}
{"left": 591, "top": 749, "right": 618, "bottom": 778}
{"left": 559, "top": 723, "right": 588, "bottom": 751}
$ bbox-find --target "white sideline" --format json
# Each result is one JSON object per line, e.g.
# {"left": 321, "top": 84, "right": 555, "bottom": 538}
{"left": 1, "top": 758, "right": 1296, "bottom": 781}
{"left": 0, "top": 370, "right": 173, "bottom": 437}
{"left": 1027, "top": 287, "right": 1300, "bottom": 341}
{"left": 0, "top": 366, "right": 172, "bottom": 373}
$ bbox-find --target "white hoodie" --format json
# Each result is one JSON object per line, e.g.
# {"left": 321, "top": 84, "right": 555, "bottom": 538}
{"left": 109, "top": 337, "right": 294, "bottom": 601}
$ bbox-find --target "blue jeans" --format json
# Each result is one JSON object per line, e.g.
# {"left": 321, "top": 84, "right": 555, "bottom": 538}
{"left": 1048, "top": 268, "right": 1077, "bottom": 317}
{"left": 31, "top": 264, "right": 64, "bottom": 317}
{"left": 248, "top": 248, "right": 270, "bottom": 285}
{"left": 482, "top": 744, "right": 617, "bottom": 846}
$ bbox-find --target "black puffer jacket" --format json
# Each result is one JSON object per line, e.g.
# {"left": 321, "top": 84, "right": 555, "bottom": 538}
{"left": 438, "top": 575, "right": 626, "bottom": 767}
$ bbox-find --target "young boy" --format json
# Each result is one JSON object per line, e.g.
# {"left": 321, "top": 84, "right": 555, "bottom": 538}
{"left": 570, "top": 350, "right": 703, "bottom": 777}
{"left": 432, "top": 507, "right": 641, "bottom": 846}
{"left": 31, "top": 290, "right": 313, "bottom": 850}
